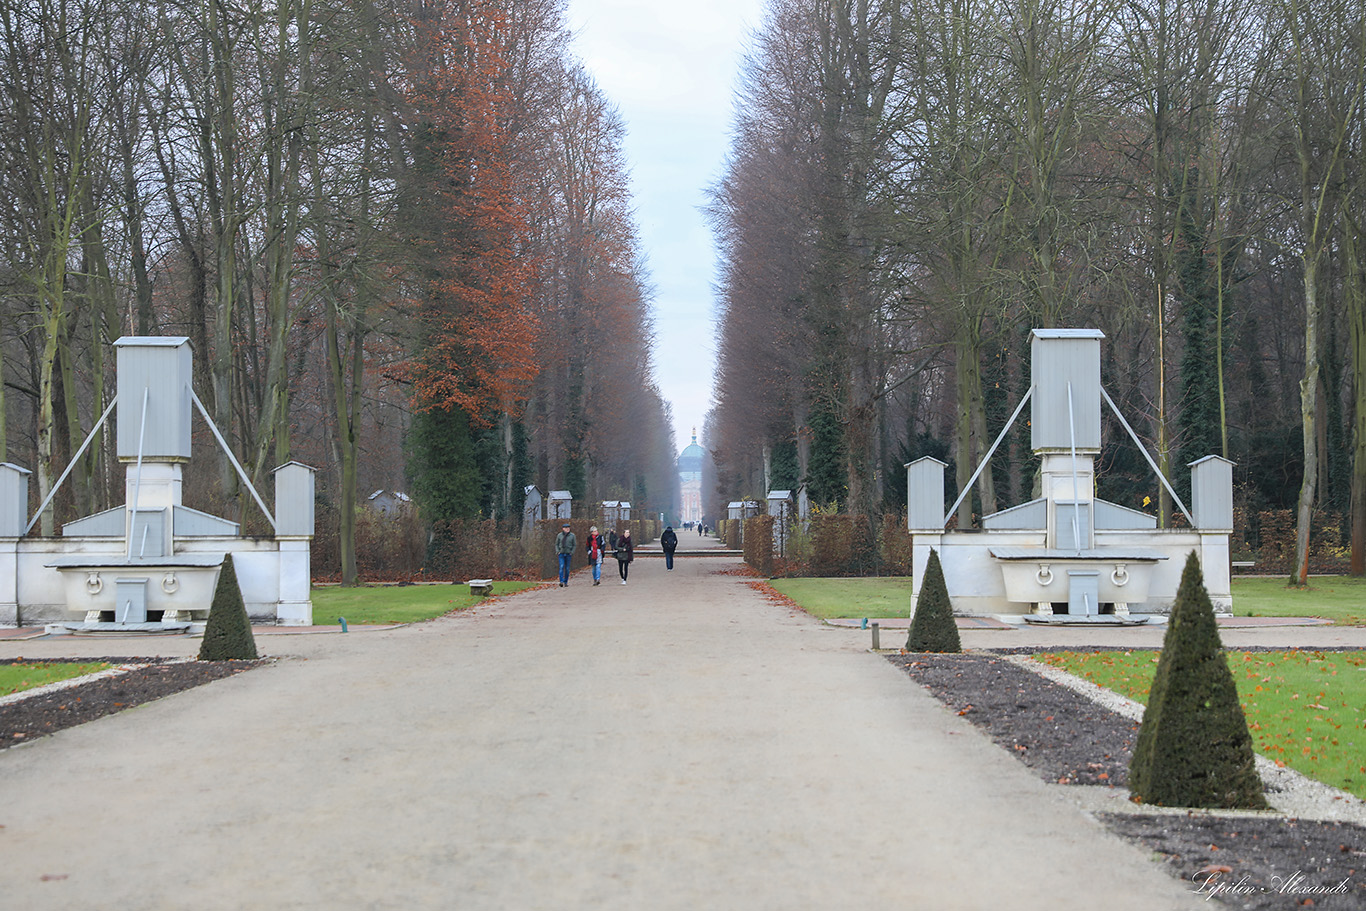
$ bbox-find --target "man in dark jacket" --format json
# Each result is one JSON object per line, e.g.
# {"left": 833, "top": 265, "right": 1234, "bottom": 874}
{"left": 660, "top": 525, "right": 678, "bottom": 570}
{"left": 555, "top": 523, "right": 577, "bottom": 586}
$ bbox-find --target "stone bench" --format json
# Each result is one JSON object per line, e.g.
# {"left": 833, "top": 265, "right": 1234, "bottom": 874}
{"left": 468, "top": 579, "right": 494, "bottom": 596}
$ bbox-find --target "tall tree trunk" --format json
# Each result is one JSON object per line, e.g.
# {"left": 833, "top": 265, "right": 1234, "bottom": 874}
{"left": 1293, "top": 257, "right": 1321, "bottom": 585}
{"left": 954, "top": 328, "right": 979, "bottom": 527}
{"left": 0, "top": 338, "right": 6, "bottom": 464}
{"left": 36, "top": 319, "right": 62, "bottom": 536}
{"left": 1346, "top": 216, "right": 1366, "bottom": 575}
{"left": 203, "top": 0, "right": 242, "bottom": 499}
{"left": 250, "top": 0, "right": 306, "bottom": 486}
{"left": 56, "top": 325, "right": 89, "bottom": 517}
{"left": 970, "top": 363, "right": 996, "bottom": 516}
{"left": 1155, "top": 282, "right": 1172, "bottom": 527}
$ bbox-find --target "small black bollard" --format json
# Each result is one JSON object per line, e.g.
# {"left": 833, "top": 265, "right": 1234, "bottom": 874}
{"left": 871, "top": 622, "right": 880, "bottom": 650}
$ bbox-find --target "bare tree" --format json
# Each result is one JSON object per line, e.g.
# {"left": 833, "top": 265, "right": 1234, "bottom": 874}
{"left": 1266, "top": 0, "right": 1365, "bottom": 584}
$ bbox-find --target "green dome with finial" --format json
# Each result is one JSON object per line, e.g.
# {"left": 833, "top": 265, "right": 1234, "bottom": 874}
{"left": 679, "top": 429, "right": 704, "bottom": 479}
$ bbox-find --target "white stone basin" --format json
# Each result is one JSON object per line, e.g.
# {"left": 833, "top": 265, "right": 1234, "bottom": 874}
{"left": 46, "top": 554, "right": 223, "bottom": 621}
{"left": 990, "top": 547, "right": 1166, "bottom": 609}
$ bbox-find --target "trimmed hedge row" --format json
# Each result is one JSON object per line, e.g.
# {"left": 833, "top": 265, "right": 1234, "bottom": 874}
{"left": 743, "top": 515, "right": 775, "bottom": 575}
{"left": 307, "top": 502, "right": 1357, "bottom": 582}
{"left": 720, "top": 518, "right": 742, "bottom": 549}
{"left": 310, "top": 508, "right": 660, "bottom": 584}
{"left": 1232, "top": 508, "right": 1347, "bottom": 573}
{"left": 311, "top": 505, "right": 427, "bottom": 582}
{"left": 741, "top": 513, "right": 915, "bottom": 577}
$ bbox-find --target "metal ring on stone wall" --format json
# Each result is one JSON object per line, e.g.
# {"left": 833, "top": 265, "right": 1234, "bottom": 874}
{"left": 85, "top": 572, "right": 102, "bottom": 595}
{"left": 1036, "top": 565, "right": 1054, "bottom": 586}
{"left": 1112, "top": 565, "right": 1129, "bottom": 586}
{"left": 161, "top": 573, "right": 179, "bottom": 595}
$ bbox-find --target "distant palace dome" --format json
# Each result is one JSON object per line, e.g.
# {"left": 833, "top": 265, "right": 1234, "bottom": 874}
{"left": 679, "top": 429, "right": 704, "bottom": 523}
{"left": 678, "top": 432, "right": 704, "bottom": 481}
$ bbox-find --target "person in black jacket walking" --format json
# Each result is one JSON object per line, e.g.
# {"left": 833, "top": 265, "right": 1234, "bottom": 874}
{"left": 660, "top": 525, "right": 678, "bottom": 570}
{"left": 615, "top": 528, "right": 634, "bottom": 584}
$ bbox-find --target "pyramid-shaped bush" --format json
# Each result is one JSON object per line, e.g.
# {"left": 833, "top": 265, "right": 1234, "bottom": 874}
{"left": 1128, "top": 551, "right": 1265, "bottom": 808}
{"left": 198, "top": 554, "right": 259, "bottom": 661}
{"left": 905, "top": 549, "right": 960, "bottom": 653}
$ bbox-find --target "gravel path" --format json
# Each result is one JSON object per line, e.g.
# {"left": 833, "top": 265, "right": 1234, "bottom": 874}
{"left": 0, "top": 555, "right": 1363, "bottom": 909}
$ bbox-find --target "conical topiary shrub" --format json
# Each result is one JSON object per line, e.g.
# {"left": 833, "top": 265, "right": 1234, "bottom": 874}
{"left": 905, "top": 549, "right": 960, "bottom": 653}
{"left": 1128, "top": 551, "right": 1265, "bottom": 808}
{"left": 198, "top": 554, "right": 259, "bottom": 661}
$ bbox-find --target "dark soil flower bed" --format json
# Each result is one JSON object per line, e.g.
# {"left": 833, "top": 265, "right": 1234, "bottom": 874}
{"left": 889, "top": 652, "right": 1366, "bottom": 909}
{"left": 0, "top": 658, "right": 265, "bottom": 749}
{"left": 888, "top": 652, "right": 1136, "bottom": 786}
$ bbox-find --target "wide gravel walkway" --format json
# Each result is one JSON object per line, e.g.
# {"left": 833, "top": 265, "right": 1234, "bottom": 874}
{"left": 1, "top": 543, "right": 1217, "bottom": 910}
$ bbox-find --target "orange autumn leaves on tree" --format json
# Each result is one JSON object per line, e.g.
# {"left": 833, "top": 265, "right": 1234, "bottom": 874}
{"left": 407, "top": 0, "right": 540, "bottom": 421}
{"left": 397, "top": 0, "right": 675, "bottom": 509}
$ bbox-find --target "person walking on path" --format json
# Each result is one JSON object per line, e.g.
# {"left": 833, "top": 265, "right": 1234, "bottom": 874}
{"left": 585, "top": 526, "right": 607, "bottom": 586}
{"left": 555, "top": 523, "right": 577, "bottom": 587}
{"left": 660, "top": 525, "right": 678, "bottom": 571}
{"left": 615, "top": 528, "right": 634, "bottom": 584}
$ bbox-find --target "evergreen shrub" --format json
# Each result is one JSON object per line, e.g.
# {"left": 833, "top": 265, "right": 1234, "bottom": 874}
{"left": 198, "top": 554, "right": 259, "bottom": 661}
{"left": 1128, "top": 551, "right": 1266, "bottom": 808}
{"left": 905, "top": 549, "right": 960, "bottom": 652}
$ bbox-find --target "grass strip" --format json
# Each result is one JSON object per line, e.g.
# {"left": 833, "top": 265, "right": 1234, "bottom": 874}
{"left": 311, "top": 581, "right": 542, "bottom": 625}
{"left": 1229, "top": 577, "right": 1366, "bottom": 625}
{"left": 767, "top": 575, "right": 1366, "bottom": 625}
{"left": 1037, "top": 649, "right": 1366, "bottom": 800}
{"left": 0, "top": 662, "right": 112, "bottom": 697}
{"left": 766, "top": 577, "right": 914, "bottom": 620}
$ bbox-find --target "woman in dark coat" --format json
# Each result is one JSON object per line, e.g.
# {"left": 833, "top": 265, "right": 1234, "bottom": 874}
{"left": 585, "top": 525, "right": 607, "bottom": 586}
{"left": 615, "top": 528, "right": 634, "bottom": 584}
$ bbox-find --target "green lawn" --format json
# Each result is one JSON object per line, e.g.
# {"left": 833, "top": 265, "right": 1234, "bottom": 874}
{"left": 1231, "top": 576, "right": 1366, "bottom": 625}
{"left": 311, "top": 581, "right": 542, "bottom": 625}
{"left": 1037, "top": 649, "right": 1366, "bottom": 799}
{"left": 0, "top": 662, "right": 111, "bottom": 697}
{"left": 765, "top": 575, "right": 1366, "bottom": 625}
{"left": 767, "top": 577, "right": 914, "bottom": 620}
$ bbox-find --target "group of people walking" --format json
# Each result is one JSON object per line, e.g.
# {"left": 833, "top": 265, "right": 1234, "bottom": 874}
{"left": 554, "top": 522, "right": 681, "bottom": 586}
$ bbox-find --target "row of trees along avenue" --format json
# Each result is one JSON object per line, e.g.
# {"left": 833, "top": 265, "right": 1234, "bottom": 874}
{"left": 0, "top": 0, "right": 678, "bottom": 584}
{"left": 707, "top": 0, "right": 1366, "bottom": 582}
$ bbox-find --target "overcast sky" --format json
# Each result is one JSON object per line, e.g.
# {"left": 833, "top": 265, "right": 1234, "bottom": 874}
{"left": 564, "top": 0, "right": 767, "bottom": 458}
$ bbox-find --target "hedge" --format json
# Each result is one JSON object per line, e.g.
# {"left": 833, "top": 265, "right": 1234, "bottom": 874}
{"left": 743, "top": 515, "right": 775, "bottom": 575}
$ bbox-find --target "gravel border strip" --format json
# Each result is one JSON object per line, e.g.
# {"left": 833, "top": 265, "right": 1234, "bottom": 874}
{"left": 0, "top": 663, "right": 152, "bottom": 708}
{"left": 1004, "top": 653, "right": 1366, "bottom": 825}
{"left": 0, "top": 656, "right": 198, "bottom": 709}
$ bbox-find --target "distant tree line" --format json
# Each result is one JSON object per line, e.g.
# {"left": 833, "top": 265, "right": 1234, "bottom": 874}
{"left": 0, "top": 0, "right": 678, "bottom": 585}
{"left": 707, "top": 0, "right": 1366, "bottom": 580}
